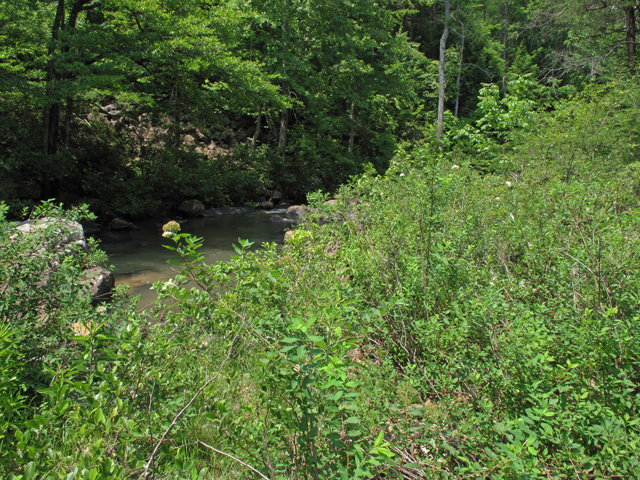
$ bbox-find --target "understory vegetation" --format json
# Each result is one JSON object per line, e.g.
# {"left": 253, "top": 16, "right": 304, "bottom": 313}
{"left": 1, "top": 78, "right": 639, "bottom": 478}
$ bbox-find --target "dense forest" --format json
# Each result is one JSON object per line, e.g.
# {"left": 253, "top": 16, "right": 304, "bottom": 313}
{"left": 1, "top": 0, "right": 639, "bottom": 479}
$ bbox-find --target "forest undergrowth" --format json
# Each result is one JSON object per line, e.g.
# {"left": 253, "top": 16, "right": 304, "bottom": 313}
{"left": 1, "top": 83, "right": 640, "bottom": 479}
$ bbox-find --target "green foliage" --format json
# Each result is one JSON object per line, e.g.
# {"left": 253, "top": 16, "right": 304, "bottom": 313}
{"left": 295, "top": 145, "right": 640, "bottom": 478}
{"left": 0, "top": 326, "right": 26, "bottom": 460}
{"left": 454, "top": 75, "right": 538, "bottom": 166}
{"left": 2, "top": 2, "right": 640, "bottom": 478}
{"left": 0, "top": 202, "right": 107, "bottom": 384}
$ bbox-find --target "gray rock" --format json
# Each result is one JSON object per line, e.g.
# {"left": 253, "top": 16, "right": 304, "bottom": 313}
{"left": 259, "top": 201, "right": 274, "bottom": 210}
{"left": 83, "top": 266, "right": 115, "bottom": 305}
{"left": 184, "top": 134, "right": 196, "bottom": 145}
{"left": 286, "top": 205, "right": 307, "bottom": 219}
{"left": 17, "top": 218, "right": 87, "bottom": 251}
{"left": 269, "top": 190, "right": 283, "bottom": 201}
{"left": 109, "top": 218, "right": 137, "bottom": 231}
{"left": 202, "top": 206, "right": 254, "bottom": 217}
{"left": 268, "top": 216, "right": 294, "bottom": 224}
{"left": 178, "top": 199, "right": 205, "bottom": 217}
{"left": 81, "top": 221, "right": 102, "bottom": 236}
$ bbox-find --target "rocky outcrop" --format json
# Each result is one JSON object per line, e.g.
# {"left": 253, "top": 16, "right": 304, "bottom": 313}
{"left": 13, "top": 219, "right": 116, "bottom": 304}
{"left": 17, "top": 218, "right": 87, "bottom": 251}
{"left": 178, "top": 200, "right": 205, "bottom": 217}
{"left": 202, "top": 206, "right": 254, "bottom": 217}
{"left": 286, "top": 205, "right": 307, "bottom": 220}
{"left": 83, "top": 266, "right": 116, "bottom": 305}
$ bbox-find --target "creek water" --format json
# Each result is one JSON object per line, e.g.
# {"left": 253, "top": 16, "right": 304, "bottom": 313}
{"left": 98, "top": 209, "right": 289, "bottom": 309}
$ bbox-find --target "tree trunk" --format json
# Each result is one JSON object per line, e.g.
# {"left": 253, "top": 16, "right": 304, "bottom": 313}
{"left": 349, "top": 79, "right": 357, "bottom": 153}
{"left": 624, "top": 4, "right": 637, "bottom": 73}
{"left": 59, "top": 1, "right": 91, "bottom": 150}
{"left": 348, "top": 100, "right": 356, "bottom": 153}
{"left": 278, "top": 0, "right": 290, "bottom": 152}
{"left": 252, "top": 105, "right": 263, "bottom": 152}
{"left": 279, "top": 88, "right": 289, "bottom": 152}
{"left": 454, "top": 23, "right": 465, "bottom": 118}
{"left": 437, "top": 0, "right": 450, "bottom": 143}
{"left": 64, "top": 97, "right": 73, "bottom": 148}
{"left": 502, "top": 1, "right": 509, "bottom": 97}
{"left": 43, "top": 0, "right": 66, "bottom": 157}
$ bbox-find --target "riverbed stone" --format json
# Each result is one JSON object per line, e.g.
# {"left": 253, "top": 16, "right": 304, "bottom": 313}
{"left": 178, "top": 199, "right": 205, "bottom": 217}
{"left": 268, "top": 215, "right": 294, "bottom": 224}
{"left": 286, "top": 205, "right": 307, "bottom": 220}
{"left": 109, "top": 218, "right": 137, "bottom": 231}
{"left": 81, "top": 221, "right": 102, "bottom": 236}
{"left": 202, "top": 206, "right": 254, "bottom": 217}
{"left": 83, "top": 266, "right": 116, "bottom": 305}
{"left": 259, "top": 201, "right": 274, "bottom": 210}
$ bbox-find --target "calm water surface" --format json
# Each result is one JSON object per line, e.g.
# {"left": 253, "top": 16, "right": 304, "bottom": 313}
{"left": 99, "top": 210, "right": 288, "bottom": 309}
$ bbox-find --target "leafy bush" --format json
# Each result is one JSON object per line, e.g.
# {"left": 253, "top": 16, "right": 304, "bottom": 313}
{"left": 295, "top": 148, "right": 640, "bottom": 478}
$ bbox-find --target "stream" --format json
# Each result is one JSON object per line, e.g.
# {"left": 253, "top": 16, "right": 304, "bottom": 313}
{"left": 98, "top": 209, "right": 289, "bottom": 309}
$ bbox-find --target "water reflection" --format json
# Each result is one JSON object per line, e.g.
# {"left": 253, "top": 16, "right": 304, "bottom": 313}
{"left": 99, "top": 210, "right": 288, "bottom": 308}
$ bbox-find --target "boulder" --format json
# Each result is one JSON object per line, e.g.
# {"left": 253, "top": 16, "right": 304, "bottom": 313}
{"left": 268, "top": 216, "right": 294, "bottom": 224}
{"left": 286, "top": 205, "right": 307, "bottom": 219}
{"left": 203, "top": 206, "right": 254, "bottom": 217}
{"left": 17, "top": 218, "right": 87, "bottom": 251}
{"left": 259, "top": 201, "right": 274, "bottom": 210}
{"left": 284, "top": 230, "right": 295, "bottom": 242}
{"left": 108, "top": 218, "right": 137, "bottom": 231}
{"left": 323, "top": 199, "right": 338, "bottom": 206}
{"left": 178, "top": 199, "right": 205, "bottom": 217}
{"left": 81, "top": 221, "right": 102, "bottom": 236}
{"left": 83, "top": 266, "right": 115, "bottom": 305}
{"left": 183, "top": 134, "right": 196, "bottom": 145}
{"left": 269, "top": 190, "right": 283, "bottom": 201}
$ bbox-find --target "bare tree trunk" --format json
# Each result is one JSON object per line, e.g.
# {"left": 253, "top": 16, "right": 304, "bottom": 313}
{"left": 252, "top": 105, "right": 263, "bottom": 152}
{"left": 278, "top": 0, "right": 290, "bottom": 152}
{"left": 502, "top": 1, "right": 509, "bottom": 97}
{"left": 279, "top": 88, "right": 289, "bottom": 152}
{"left": 348, "top": 100, "right": 356, "bottom": 153}
{"left": 64, "top": 97, "right": 73, "bottom": 148}
{"left": 454, "top": 23, "right": 465, "bottom": 118}
{"left": 349, "top": 79, "right": 357, "bottom": 153}
{"left": 437, "top": 0, "right": 450, "bottom": 143}
{"left": 59, "top": 1, "right": 91, "bottom": 150}
{"left": 624, "top": 4, "right": 637, "bottom": 73}
{"left": 43, "top": 0, "right": 66, "bottom": 157}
